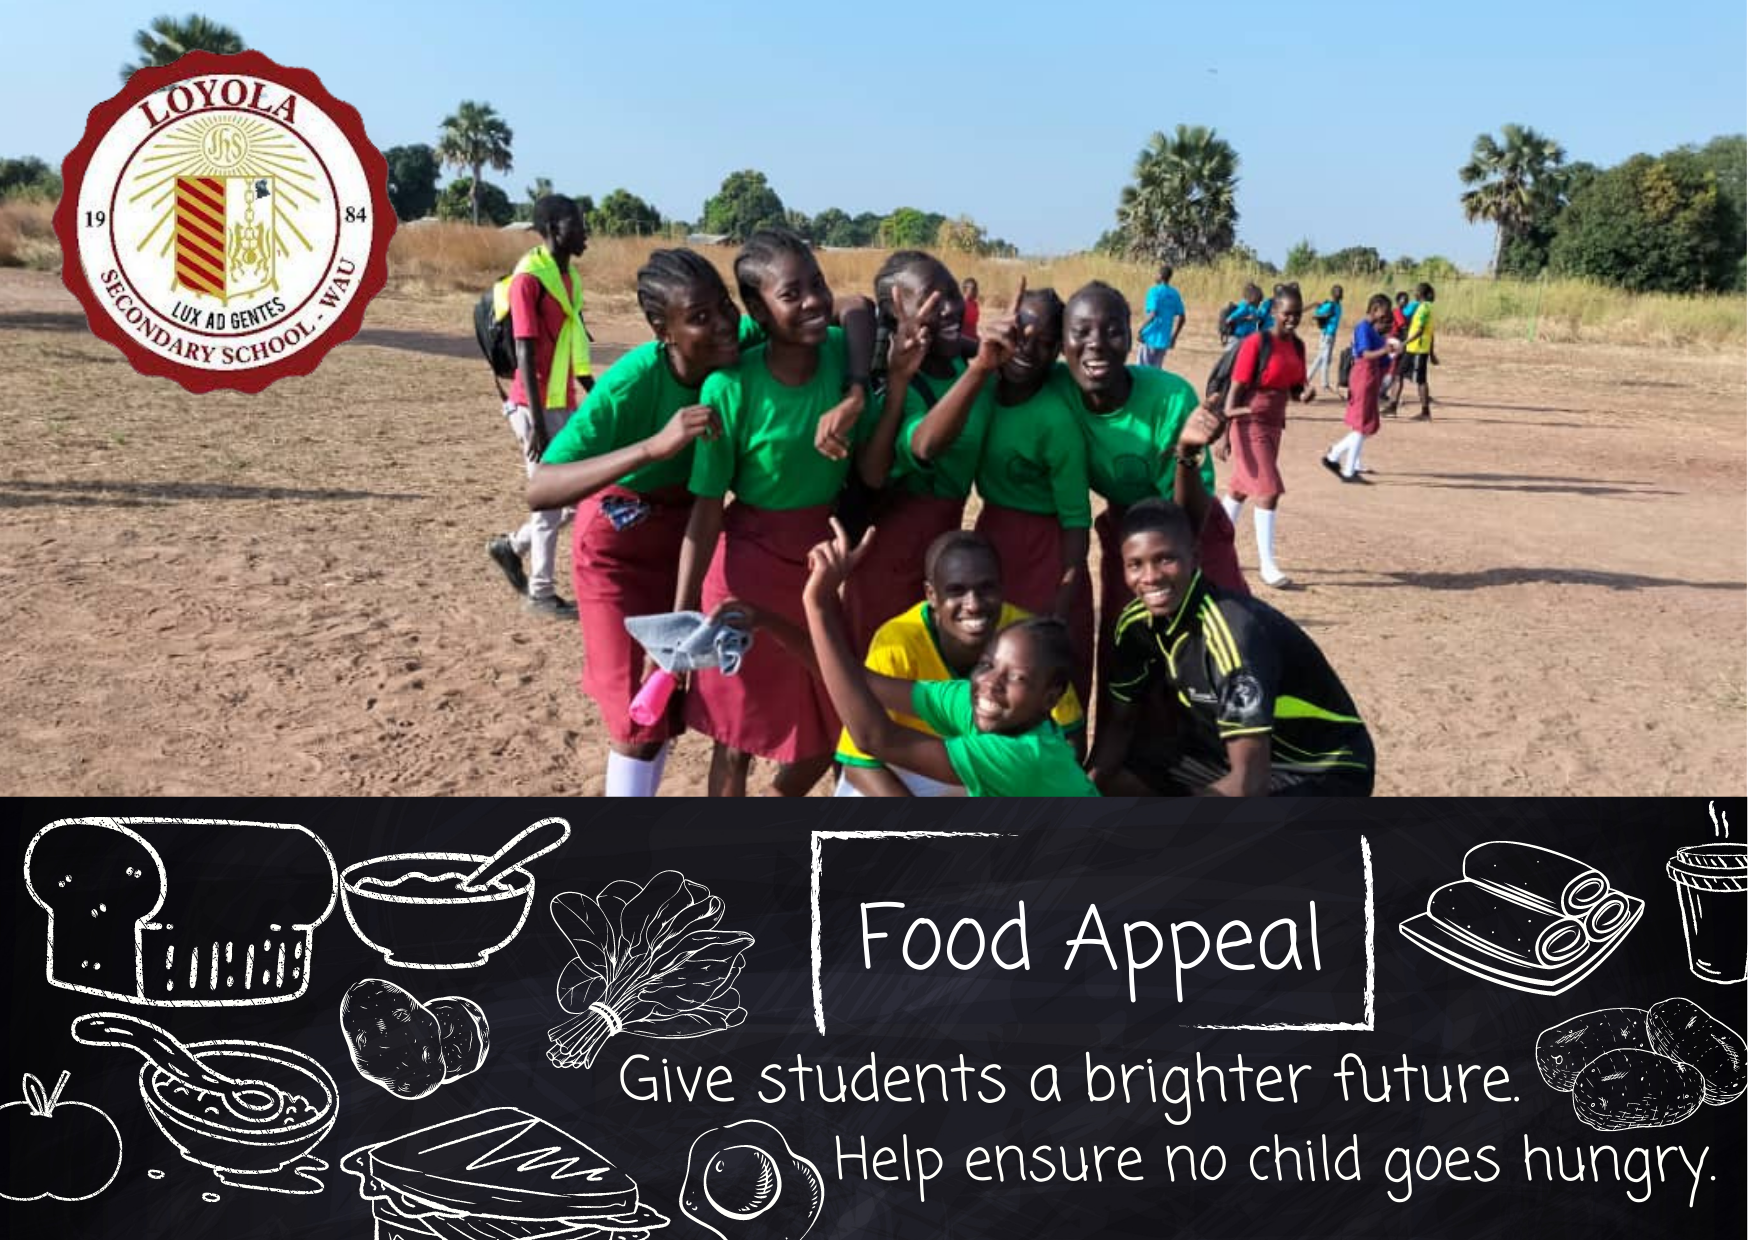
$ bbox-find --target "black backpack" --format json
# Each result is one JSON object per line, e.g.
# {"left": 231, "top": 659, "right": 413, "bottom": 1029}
{"left": 1203, "top": 333, "right": 1306, "bottom": 413}
{"left": 1337, "top": 345, "right": 1355, "bottom": 389}
{"left": 1216, "top": 300, "right": 1239, "bottom": 344}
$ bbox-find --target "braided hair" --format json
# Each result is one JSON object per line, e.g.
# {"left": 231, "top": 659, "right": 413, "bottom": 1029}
{"left": 635, "top": 248, "right": 731, "bottom": 334}
{"left": 732, "top": 227, "right": 815, "bottom": 321}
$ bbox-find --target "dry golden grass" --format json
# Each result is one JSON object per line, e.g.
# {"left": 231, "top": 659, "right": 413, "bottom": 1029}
{"left": 387, "top": 224, "right": 1746, "bottom": 350}
{"left": 0, "top": 200, "right": 60, "bottom": 269}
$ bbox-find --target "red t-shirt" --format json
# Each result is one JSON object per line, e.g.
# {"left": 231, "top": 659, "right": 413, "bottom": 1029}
{"left": 962, "top": 299, "right": 980, "bottom": 339}
{"left": 507, "top": 268, "right": 581, "bottom": 410}
{"left": 1233, "top": 331, "right": 1307, "bottom": 391}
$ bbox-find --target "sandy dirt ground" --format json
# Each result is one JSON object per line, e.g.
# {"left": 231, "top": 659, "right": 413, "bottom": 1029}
{"left": 1, "top": 268, "right": 1743, "bottom": 796}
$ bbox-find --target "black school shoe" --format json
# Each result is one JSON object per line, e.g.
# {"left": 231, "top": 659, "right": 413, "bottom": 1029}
{"left": 525, "top": 594, "right": 579, "bottom": 620}
{"left": 1320, "top": 455, "right": 1342, "bottom": 478}
{"left": 487, "top": 536, "right": 528, "bottom": 595}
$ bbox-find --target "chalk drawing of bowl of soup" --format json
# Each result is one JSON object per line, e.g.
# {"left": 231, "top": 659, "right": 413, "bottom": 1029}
{"left": 140, "top": 1040, "right": 336, "bottom": 1194}
{"left": 341, "top": 852, "right": 536, "bottom": 969}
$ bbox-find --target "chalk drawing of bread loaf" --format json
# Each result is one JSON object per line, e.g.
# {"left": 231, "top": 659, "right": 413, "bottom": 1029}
{"left": 24, "top": 819, "right": 337, "bottom": 1007}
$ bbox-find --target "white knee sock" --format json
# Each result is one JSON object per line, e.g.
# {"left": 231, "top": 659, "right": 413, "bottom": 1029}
{"left": 1220, "top": 494, "right": 1243, "bottom": 525}
{"left": 1351, "top": 436, "right": 1368, "bottom": 474}
{"left": 1254, "top": 508, "right": 1282, "bottom": 578}
{"left": 605, "top": 749, "right": 664, "bottom": 797}
{"left": 1331, "top": 431, "right": 1363, "bottom": 476}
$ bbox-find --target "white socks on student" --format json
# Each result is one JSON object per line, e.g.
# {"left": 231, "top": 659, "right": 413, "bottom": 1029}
{"left": 1327, "top": 431, "right": 1365, "bottom": 477}
{"left": 1220, "top": 494, "right": 1244, "bottom": 526}
{"left": 1254, "top": 508, "right": 1286, "bottom": 585}
{"left": 605, "top": 744, "right": 670, "bottom": 797}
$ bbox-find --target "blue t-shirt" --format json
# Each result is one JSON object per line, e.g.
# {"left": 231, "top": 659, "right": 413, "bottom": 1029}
{"left": 1313, "top": 300, "right": 1342, "bottom": 338}
{"left": 1226, "top": 302, "right": 1267, "bottom": 339}
{"left": 1138, "top": 283, "right": 1185, "bottom": 348}
{"left": 1352, "top": 319, "right": 1385, "bottom": 359}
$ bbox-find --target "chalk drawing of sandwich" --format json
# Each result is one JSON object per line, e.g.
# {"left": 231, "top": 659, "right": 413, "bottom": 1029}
{"left": 1399, "top": 841, "right": 1642, "bottom": 995}
{"left": 343, "top": 1107, "right": 668, "bottom": 1239}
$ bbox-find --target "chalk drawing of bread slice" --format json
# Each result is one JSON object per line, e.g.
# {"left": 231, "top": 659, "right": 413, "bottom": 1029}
{"left": 25, "top": 818, "right": 337, "bottom": 1007}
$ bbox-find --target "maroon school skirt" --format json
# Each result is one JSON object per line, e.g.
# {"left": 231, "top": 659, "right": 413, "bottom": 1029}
{"left": 1093, "top": 502, "right": 1249, "bottom": 698}
{"left": 1345, "top": 355, "right": 1383, "bottom": 435}
{"left": 1227, "top": 389, "right": 1291, "bottom": 500}
{"left": 843, "top": 491, "right": 965, "bottom": 654}
{"left": 974, "top": 503, "right": 1095, "bottom": 710}
{"left": 684, "top": 501, "right": 839, "bottom": 762}
{"left": 572, "top": 485, "right": 691, "bottom": 746}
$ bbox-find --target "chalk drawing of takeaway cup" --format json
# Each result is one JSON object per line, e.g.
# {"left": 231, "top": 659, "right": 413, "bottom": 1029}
{"left": 1667, "top": 843, "right": 1748, "bottom": 984}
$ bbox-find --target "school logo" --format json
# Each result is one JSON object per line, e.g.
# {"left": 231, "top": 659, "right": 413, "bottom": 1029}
{"left": 55, "top": 50, "right": 393, "bottom": 394}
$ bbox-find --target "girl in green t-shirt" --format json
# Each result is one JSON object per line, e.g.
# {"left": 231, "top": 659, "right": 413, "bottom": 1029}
{"left": 674, "top": 228, "right": 872, "bottom": 797}
{"left": 526, "top": 249, "right": 742, "bottom": 798}
{"left": 843, "top": 251, "right": 976, "bottom": 652}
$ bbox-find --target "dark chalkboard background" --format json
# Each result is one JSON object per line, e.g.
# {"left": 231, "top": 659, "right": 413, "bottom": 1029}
{"left": 5, "top": 798, "right": 1745, "bottom": 1240}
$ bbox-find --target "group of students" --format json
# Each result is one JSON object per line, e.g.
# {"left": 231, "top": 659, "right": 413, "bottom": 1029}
{"left": 495, "top": 195, "right": 1376, "bottom": 798}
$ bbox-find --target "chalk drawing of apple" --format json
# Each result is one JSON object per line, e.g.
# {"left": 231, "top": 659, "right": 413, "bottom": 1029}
{"left": 0, "top": 1072, "right": 123, "bottom": 1202}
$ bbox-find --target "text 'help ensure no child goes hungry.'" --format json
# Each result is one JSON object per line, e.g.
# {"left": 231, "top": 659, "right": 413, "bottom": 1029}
{"left": 859, "top": 898, "right": 1326, "bottom": 1003}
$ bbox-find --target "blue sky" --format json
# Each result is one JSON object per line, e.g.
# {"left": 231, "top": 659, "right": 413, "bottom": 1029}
{"left": 6, "top": 1, "right": 1744, "bottom": 269}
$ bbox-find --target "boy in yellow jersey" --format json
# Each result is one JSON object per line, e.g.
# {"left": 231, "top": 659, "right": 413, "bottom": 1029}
{"left": 1388, "top": 282, "right": 1437, "bottom": 419}
{"left": 831, "top": 530, "right": 1086, "bottom": 797}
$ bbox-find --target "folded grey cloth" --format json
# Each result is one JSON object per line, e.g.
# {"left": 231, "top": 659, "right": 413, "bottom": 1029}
{"left": 624, "top": 610, "right": 754, "bottom": 676}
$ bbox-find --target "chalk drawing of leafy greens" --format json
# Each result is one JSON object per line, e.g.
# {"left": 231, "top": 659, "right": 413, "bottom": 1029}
{"left": 547, "top": 872, "right": 753, "bottom": 1070}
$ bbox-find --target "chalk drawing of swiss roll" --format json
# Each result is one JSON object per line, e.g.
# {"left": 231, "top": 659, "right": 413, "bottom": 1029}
{"left": 1400, "top": 841, "right": 1641, "bottom": 995}
{"left": 1461, "top": 840, "right": 1632, "bottom": 941}
{"left": 548, "top": 871, "right": 753, "bottom": 1070}
{"left": 25, "top": 818, "right": 337, "bottom": 1007}
{"left": 342, "top": 1107, "right": 669, "bottom": 1239}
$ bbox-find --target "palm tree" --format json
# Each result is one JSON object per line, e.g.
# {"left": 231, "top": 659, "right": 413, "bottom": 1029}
{"left": 1460, "top": 124, "right": 1567, "bottom": 275}
{"left": 436, "top": 101, "right": 514, "bottom": 226}
{"left": 120, "top": 13, "right": 246, "bottom": 81}
{"left": 1116, "top": 125, "right": 1240, "bottom": 265}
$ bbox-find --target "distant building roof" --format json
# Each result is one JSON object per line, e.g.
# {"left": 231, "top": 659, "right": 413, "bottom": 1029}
{"left": 687, "top": 232, "right": 733, "bottom": 246}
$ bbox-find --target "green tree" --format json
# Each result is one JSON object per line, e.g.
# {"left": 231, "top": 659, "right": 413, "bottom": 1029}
{"left": 1459, "top": 124, "right": 1566, "bottom": 275}
{"left": 0, "top": 156, "right": 62, "bottom": 201}
{"left": 700, "top": 170, "right": 786, "bottom": 240}
{"left": 1115, "top": 125, "right": 1240, "bottom": 265}
{"left": 878, "top": 207, "right": 945, "bottom": 248}
{"left": 1284, "top": 238, "right": 1318, "bottom": 274}
{"left": 1692, "top": 135, "right": 1746, "bottom": 288}
{"left": 436, "top": 101, "right": 514, "bottom": 226}
{"left": 120, "top": 13, "right": 245, "bottom": 81}
{"left": 592, "top": 188, "right": 663, "bottom": 237}
{"left": 436, "top": 177, "right": 514, "bottom": 227}
{"left": 810, "top": 208, "right": 856, "bottom": 246}
{"left": 1549, "top": 151, "right": 1733, "bottom": 292}
{"left": 382, "top": 144, "right": 438, "bottom": 221}
{"left": 1322, "top": 245, "right": 1386, "bottom": 275}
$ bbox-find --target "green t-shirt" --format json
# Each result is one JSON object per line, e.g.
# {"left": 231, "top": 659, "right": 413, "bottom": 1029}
{"left": 909, "top": 679, "right": 1099, "bottom": 798}
{"left": 1056, "top": 364, "right": 1216, "bottom": 507}
{"left": 690, "top": 327, "right": 863, "bottom": 509}
{"left": 891, "top": 360, "right": 983, "bottom": 500}
{"left": 541, "top": 341, "right": 700, "bottom": 491}
{"left": 973, "top": 381, "right": 1092, "bottom": 528}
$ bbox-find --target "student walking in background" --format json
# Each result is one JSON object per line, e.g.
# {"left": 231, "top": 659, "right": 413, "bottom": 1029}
{"left": 960, "top": 276, "right": 981, "bottom": 340}
{"left": 1224, "top": 283, "right": 1268, "bottom": 346}
{"left": 1135, "top": 265, "right": 1186, "bottom": 367}
{"left": 1214, "top": 285, "right": 1312, "bottom": 589}
{"left": 1305, "top": 284, "right": 1343, "bottom": 390}
{"left": 1322, "top": 294, "right": 1401, "bottom": 483}
{"left": 487, "top": 195, "right": 594, "bottom": 620}
{"left": 1380, "top": 291, "right": 1411, "bottom": 414}
{"left": 1389, "top": 282, "right": 1437, "bottom": 419}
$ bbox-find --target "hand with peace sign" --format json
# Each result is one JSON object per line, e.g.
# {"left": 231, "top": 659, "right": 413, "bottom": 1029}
{"left": 886, "top": 282, "right": 943, "bottom": 386}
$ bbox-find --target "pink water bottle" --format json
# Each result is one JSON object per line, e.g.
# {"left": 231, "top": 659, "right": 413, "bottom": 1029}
{"left": 628, "top": 668, "right": 678, "bottom": 726}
